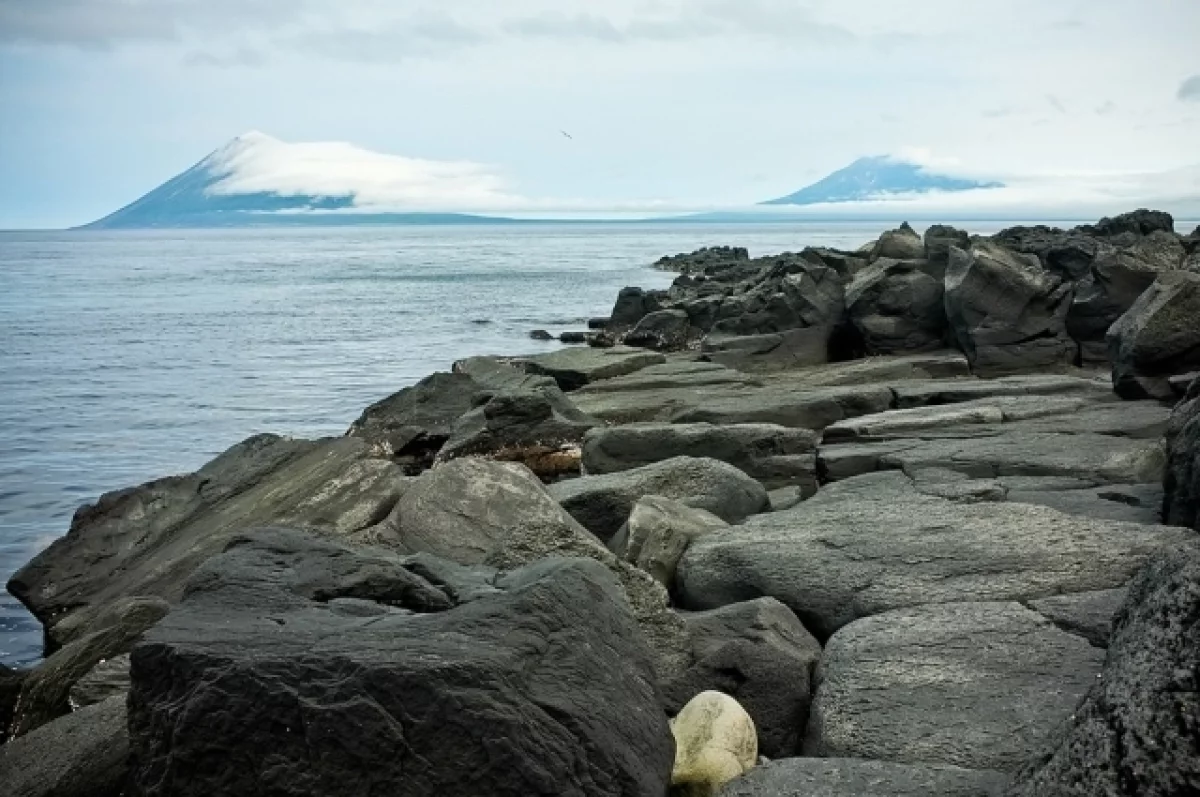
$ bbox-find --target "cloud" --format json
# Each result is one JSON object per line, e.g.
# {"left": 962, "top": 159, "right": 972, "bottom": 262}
{"left": 1179, "top": 74, "right": 1200, "bottom": 102}
{"left": 1046, "top": 94, "right": 1067, "bottom": 114}
{"left": 1095, "top": 100, "right": 1117, "bottom": 115}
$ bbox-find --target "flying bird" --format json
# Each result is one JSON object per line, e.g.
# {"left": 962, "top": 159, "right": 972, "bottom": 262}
{"left": 560, "top": 130, "right": 573, "bottom": 140}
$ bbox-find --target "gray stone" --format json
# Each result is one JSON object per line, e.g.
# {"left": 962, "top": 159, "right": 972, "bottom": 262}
{"left": 68, "top": 653, "right": 131, "bottom": 708}
{"left": 1007, "top": 484, "right": 1163, "bottom": 525}
{"left": 609, "top": 285, "right": 664, "bottom": 327}
{"left": 1026, "top": 588, "right": 1127, "bottom": 647}
{"left": 550, "top": 456, "right": 769, "bottom": 542}
{"left": 347, "top": 371, "right": 482, "bottom": 455}
{"left": 126, "top": 530, "right": 675, "bottom": 797}
{"left": 520, "top": 346, "right": 666, "bottom": 390}
{"left": 582, "top": 422, "right": 818, "bottom": 491}
{"left": 767, "top": 486, "right": 803, "bottom": 512}
{"left": 945, "top": 241, "right": 1076, "bottom": 374}
{"left": 676, "top": 472, "right": 1194, "bottom": 638}
{"left": 1007, "top": 545, "right": 1200, "bottom": 797}
{"left": 663, "top": 598, "right": 821, "bottom": 758}
{"left": 871, "top": 222, "right": 926, "bottom": 262}
{"left": 1108, "top": 270, "right": 1200, "bottom": 400}
{"left": 846, "top": 257, "right": 947, "bottom": 354}
{"left": 623, "top": 308, "right": 693, "bottom": 350}
{"left": 363, "top": 457, "right": 690, "bottom": 679}
{"left": 0, "top": 694, "right": 128, "bottom": 797}
{"left": 7, "top": 595, "right": 167, "bottom": 738}
{"left": 925, "top": 224, "right": 972, "bottom": 273}
{"left": 722, "top": 758, "right": 1008, "bottom": 797}
{"left": 609, "top": 495, "right": 727, "bottom": 589}
{"left": 7, "top": 434, "right": 407, "bottom": 649}
{"left": 1164, "top": 379, "right": 1200, "bottom": 529}
{"left": 804, "top": 602, "right": 1105, "bottom": 771}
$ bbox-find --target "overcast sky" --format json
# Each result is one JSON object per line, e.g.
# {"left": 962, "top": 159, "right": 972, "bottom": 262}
{"left": 1, "top": 0, "right": 1198, "bottom": 228}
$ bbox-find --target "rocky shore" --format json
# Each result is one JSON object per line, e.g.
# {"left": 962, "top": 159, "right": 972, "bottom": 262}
{"left": 2, "top": 209, "right": 1199, "bottom": 796}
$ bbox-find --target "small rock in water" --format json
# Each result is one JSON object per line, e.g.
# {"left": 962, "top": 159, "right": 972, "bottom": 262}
{"left": 587, "top": 317, "right": 609, "bottom": 329}
{"left": 559, "top": 331, "right": 588, "bottom": 344}
{"left": 528, "top": 329, "right": 553, "bottom": 341}
{"left": 670, "top": 690, "right": 758, "bottom": 797}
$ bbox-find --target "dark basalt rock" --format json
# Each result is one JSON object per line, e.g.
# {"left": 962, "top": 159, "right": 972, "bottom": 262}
{"left": 662, "top": 597, "right": 821, "bottom": 758}
{"left": 559, "top": 330, "right": 588, "bottom": 344}
{"left": 0, "top": 694, "right": 129, "bottom": 797}
{"left": 622, "top": 308, "right": 693, "bottom": 350}
{"left": 6, "top": 433, "right": 404, "bottom": 650}
{"left": 609, "top": 286, "right": 665, "bottom": 328}
{"left": 126, "top": 529, "right": 674, "bottom": 797}
{"left": 991, "top": 225, "right": 1106, "bottom": 281}
{"left": 945, "top": 241, "right": 1076, "bottom": 374}
{"left": 529, "top": 328, "right": 553, "bottom": 341}
{"left": 0, "top": 663, "right": 26, "bottom": 745}
{"left": 924, "top": 224, "right": 972, "bottom": 274}
{"left": 1077, "top": 207, "right": 1175, "bottom": 238}
{"left": 845, "top": 257, "right": 947, "bottom": 354}
{"left": 1163, "top": 376, "right": 1200, "bottom": 529}
{"left": 347, "top": 371, "right": 483, "bottom": 456}
{"left": 1108, "top": 271, "right": 1200, "bottom": 400}
{"left": 1006, "top": 544, "right": 1200, "bottom": 797}
{"left": 723, "top": 758, "right": 1008, "bottom": 797}
{"left": 870, "top": 222, "right": 925, "bottom": 262}
{"left": 653, "top": 245, "right": 749, "bottom": 275}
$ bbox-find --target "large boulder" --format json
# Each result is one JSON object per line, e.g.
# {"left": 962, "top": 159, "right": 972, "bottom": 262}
{"left": 845, "top": 257, "right": 947, "bottom": 354}
{"left": 945, "top": 241, "right": 1076, "bottom": 374}
{"left": 7, "top": 595, "right": 167, "bottom": 738}
{"left": 805, "top": 602, "right": 1105, "bottom": 771}
{"left": 70, "top": 652, "right": 131, "bottom": 708}
{"left": 549, "top": 456, "right": 769, "bottom": 542}
{"left": 0, "top": 663, "right": 26, "bottom": 745}
{"left": 991, "top": 225, "right": 1106, "bottom": 281}
{"left": 581, "top": 422, "right": 818, "bottom": 492}
{"left": 363, "top": 457, "right": 690, "bottom": 679}
{"left": 722, "top": 758, "right": 1009, "bottom": 797}
{"left": 871, "top": 222, "right": 926, "bottom": 262}
{"left": 669, "top": 691, "right": 757, "bottom": 797}
{"left": 608, "top": 495, "right": 727, "bottom": 589}
{"left": 1107, "top": 270, "right": 1200, "bottom": 400}
{"left": 1006, "top": 545, "right": 1200, "bottom": 796}
{"left": 7, "top": 434, "right": 404, "bottom": 651}
{"left": 1163, "top": 376, "right": 1200, "bottom": 529}
{"left": 126, "top": 530, "right": 676, "bottom": 797}
{"left": 609, "top": 286, "right": 665, "bottom": 328}
{"left": 924, "top": 224, "right": 972, "bottom": 274}
{"left": 662, "top": 597, "right": 821, "bottom": 758}
{"left": 676, "top": 472, "right": 1194, "bottom": 639}
{"left": 654, "top": 246, "right": 749, "bottom": 275}
{"left": 1068, "top": 233, "right": 1188, "bottom": 363}
{"left": 0, "top": 694, "right": 129, "bottom": 797}
{"left": 1079, "top": 208, "right": 1175, "bottom": 238}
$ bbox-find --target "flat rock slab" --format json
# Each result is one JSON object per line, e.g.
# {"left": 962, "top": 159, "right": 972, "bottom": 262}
{"left": 519, "top": 346, "right": 666, "bottom": 390}
{"left": 804, "top": 602, "right": 1105, "bottom": 771}
{"left": 1026, "top": 587, "right": 1128, "bottom": 647}
{"left": 722, "top": 758, "right": 1008, "bottom": 797}
{"left": 818, "top": 431, "right": 1163, "bottom": 485}
{"left": 677, "top": 472, "right": 1194, "bottom": 638}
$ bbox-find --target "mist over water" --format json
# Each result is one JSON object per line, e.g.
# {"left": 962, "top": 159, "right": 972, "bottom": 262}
{"left": 0, "top": 219, "right": 1058, "bottom": 665}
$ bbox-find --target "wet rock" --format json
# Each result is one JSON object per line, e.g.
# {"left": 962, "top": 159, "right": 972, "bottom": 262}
{"left": 0, "top": 694, "right": 129, "bottom": 797}
{"left": 669, "top": 691, "right": 757, "bottom": 797}
{"left": 126, "top": 530, "right": 675, "bottom": 797}
{"left": 8, "top": 595, "right": 167, "bottom": 737}
{"left": 549, "top": 456, "right": 769, "bottom": 542}
{"left": 805, "top": 602, "right": 1104, "bottom": 771}
{"left": 608, "top": 495, "right": 726, "bottom": 589}
{"left": 1025, "top": 588, "right": 1127, "bottom": 647}
{"left": 520, "top": 346, "right": 666, "bottom": 391}
{"left": 1006, "top": 544, "right": 1200, "bottom": 797}
{"left": 559, "top": 330, "right": 588, "bottom": 344}
{"left": 7, "top": 434, "right": 407, "bottom": 649}
{"left": 945, "top": 241, "right": 1076, "bottom": 374}
{"left": 663, "top": 598, "right": 821, "bottom": 758}
{"left": 529, "top": 328, "right": 553, "bottom": 340}
{"left": 722, "top": 758, "right": 1008, "bottom": 797}
{"left": 1108, "top": 270, "right": 1200, "bottom": 400}
{"left": 588, "top": 317, "right": 609, "bottom": 329}
{"left": 676, "top": 471, "right": 1193, "bottom": 639}
{"left": 582, "top": 422, "right": 818, "bottom": 492}
{"left": 845, "top": 258, "right": 946, "bottom": 353}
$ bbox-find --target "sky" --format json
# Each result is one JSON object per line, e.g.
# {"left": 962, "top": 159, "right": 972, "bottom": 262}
{"left": 1, "top": 0, "right": 1199, "bottom": 228}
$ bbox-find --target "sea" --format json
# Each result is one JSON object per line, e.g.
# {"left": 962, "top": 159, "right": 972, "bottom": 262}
{"left": 0, "top": 218, "right": 1132, "bottom": 666}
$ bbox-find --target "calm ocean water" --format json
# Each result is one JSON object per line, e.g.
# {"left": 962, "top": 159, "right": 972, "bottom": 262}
{"left": 0, "top": 219, "right": 1073, "bottom": 665}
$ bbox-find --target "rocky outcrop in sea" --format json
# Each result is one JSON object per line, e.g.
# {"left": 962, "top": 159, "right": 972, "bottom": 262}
{"left": 1, "top": 208, "right": 1198, "bottom": 796}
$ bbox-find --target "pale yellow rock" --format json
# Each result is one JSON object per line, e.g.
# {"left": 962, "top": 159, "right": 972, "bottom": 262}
{"left": 670, "top": 690, "right": 758, "bottom": 797}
